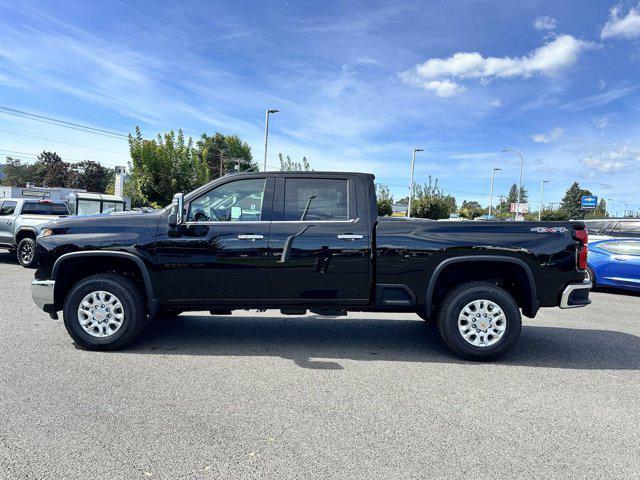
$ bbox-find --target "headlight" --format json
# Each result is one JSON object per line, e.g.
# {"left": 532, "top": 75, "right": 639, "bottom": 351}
{"left": 41, "top": 228, "right": 54, "bottom": 237}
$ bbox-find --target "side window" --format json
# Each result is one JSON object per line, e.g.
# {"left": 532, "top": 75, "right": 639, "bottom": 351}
{"left": 620, "top": 221, "right": 640, "bottom": 234}
{"left": 187, "top": 178, "right": 266, "bottom": 222}
{"left": 600, "top": 242, "right": 640, "bottom": 255}
{"left": 0, "top": 201, "right": 17, "bottom": 216}
{"left": 283, "top": 178, "right": 349, "bottom": 221}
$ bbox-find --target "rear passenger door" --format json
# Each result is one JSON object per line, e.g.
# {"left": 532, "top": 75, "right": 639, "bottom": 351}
{"left": 267, "top": 176, "right": 372, "bottom": 303}
{"left": 0, "top": 201, "right": 18, "bottom": 245}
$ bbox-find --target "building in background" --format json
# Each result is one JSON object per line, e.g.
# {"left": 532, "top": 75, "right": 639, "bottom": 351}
{"left": 0, "top": 184, "right": 85, "bottom": 202}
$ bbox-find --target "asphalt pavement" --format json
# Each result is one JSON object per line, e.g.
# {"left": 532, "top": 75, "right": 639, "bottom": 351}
{"left": 1, "top": 249, "right": 639, "bottom": 479}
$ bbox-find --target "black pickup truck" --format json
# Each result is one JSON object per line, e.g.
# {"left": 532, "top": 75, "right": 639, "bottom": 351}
{"left": 32, "top": 172, "right": 591, "bottom": 360}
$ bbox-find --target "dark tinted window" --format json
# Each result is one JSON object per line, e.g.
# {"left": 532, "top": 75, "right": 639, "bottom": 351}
{"left": 51, "top": 203, "right": 69, "bottom": 215}
{"left": 284, "top": 178, "right": 348, "bottom": 221}
{"left": 0, "top": 201, "right": 17, "bottom": 216}
{"left": 21, "top": 202, "right": 68, "bottom": 215}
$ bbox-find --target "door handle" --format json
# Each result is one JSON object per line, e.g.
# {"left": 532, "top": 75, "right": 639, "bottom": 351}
{"left": 237, "top": 234, "right": 264, "bottom": 240}
{"left": 613, "top": 256, "right": 627, "bottom": 262}
{"left": 337, "top": 234, "right": 363, "bottom": 240}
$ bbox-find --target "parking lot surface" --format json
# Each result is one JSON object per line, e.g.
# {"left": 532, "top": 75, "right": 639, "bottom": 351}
{"left": 1, "top": 250, "right": 639, "bottom": 479}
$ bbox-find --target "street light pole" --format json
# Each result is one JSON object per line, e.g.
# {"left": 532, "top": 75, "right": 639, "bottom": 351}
{"left": 623, "top": 203, "right": 630, "bottom": 217}
{"left": 263, "top": 109, "right": 279, "bottom": 171}
{"left": 538, "top": 179, "right": 549, "bottom": 221}
{"left": 502, "top": 148, "right": 525, "bottom": 221}
{"left": 407, "top": 148, "right": 423, "bottom": 218}
{"left": 488, "top": 167, "right": 501, "bottom": 219}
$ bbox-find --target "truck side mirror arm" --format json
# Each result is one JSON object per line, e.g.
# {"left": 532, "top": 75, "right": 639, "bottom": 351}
{"left": 168, "top": 193, "right": 184, "bottom": 228}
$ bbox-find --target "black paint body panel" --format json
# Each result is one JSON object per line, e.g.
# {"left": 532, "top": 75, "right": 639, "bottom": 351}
{"left": 34, "top": 172, "right": 585, "bottom": 315}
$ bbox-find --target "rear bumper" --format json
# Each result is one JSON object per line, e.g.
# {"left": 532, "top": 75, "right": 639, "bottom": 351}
{"left": 32, "top": 280, "right": 55, "bottom": 312}
{"left": 560, "top": 280, "right": 592, "bottom": 308}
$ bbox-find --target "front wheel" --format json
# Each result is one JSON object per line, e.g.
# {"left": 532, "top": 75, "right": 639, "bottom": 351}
{"left": 437, "top": 281, "right": 522, "bottom": 361}
{"left": 63, "top": 273, "right": 147, "bottom": 350}
{"left": 17, "top": 237, "right": 38, "bottom": 268}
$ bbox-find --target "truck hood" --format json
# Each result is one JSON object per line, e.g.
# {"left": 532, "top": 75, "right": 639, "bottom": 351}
{"left": 45, "top": 210, "right": 165, "bottom": 234}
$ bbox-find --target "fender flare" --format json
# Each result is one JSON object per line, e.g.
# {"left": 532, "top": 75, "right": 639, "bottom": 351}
{"left": 52, "top": 251, "right": 157, "bottom": 308}
{"left": 14, "top": 226, "right": 38, "bottom": 243}
{"left": 425, "top": 255, "right": 539, "bottom": 316}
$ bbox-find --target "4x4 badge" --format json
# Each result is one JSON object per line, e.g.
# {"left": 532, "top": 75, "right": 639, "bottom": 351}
{"left": 530, "top": 227, "right": 568, "bottom": 233}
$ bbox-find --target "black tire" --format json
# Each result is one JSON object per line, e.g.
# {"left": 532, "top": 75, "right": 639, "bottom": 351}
{"left": 586, "top": 266, "right": 596, "bottom": 286}
{"left": 17, "top": 237, "right": 38, "bottom": 268}
{"left": 63, "top": 273, "right": 147, "bottom": 350}
{"left": 437, "top": 281, "right": 522, "bottom": 361}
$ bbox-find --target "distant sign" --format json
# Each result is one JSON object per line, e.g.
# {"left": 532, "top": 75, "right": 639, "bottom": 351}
{"left": 581, "top": 195, "right": 598, "bottom": 210}
{"left": 509, "top": 203, "right": 529, "bottom": 213}
{"left": 22, "top": 189, "right": 50, "bottom": 198}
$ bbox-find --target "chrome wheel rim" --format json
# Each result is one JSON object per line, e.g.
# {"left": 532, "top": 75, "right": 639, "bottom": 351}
{"left": 77, "top": 291, "right": 124, "bottom": 338}
{"left": 19, "top": 242, "right": 33, "bottom": 264}
{"left": 458, "top": 299, "right": 507, "bottom": 348}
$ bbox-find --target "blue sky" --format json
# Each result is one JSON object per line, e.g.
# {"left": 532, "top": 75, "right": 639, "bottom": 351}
{"left": 1, "top": 0, "right": 640, "bottom": 214}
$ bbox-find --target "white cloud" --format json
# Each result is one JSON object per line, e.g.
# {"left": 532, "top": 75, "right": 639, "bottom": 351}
{"left": 581, "top": 146, "right": 640, "bottom": 173}
{"left": 423, "top": 79, "right": 467, "bottom": 97}
{"left": 594, "top": 116, "right": 609, "bottom": 129}
{"left": 601, "top": 4, "right": 640, "bottom": 39}
{"left": 400, "top": 35, "right": 591, "bottom": 96}
{"left": 490, "top": 99, "right": 503, "bottom": 107}
{"left": 530, "top": 126, "right": 564, "bottom": 143}
{"left": 534, "top": 15, "right": 558, "bottom": 31}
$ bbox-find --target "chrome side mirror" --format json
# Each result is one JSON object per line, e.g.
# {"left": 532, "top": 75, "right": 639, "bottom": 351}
{"left": 168, "top": 193, "right": 184, "bottom": 228}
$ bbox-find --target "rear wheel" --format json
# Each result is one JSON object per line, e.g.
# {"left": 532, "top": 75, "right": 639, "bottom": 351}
{"left": 63, "top": 273, "right": 147, "bottom": 350}
{"left": 17, "top": 237, "right": 37, "bottom": 268}
{"left": 585, "top": 266, "right": 596, "bottom": 286}
{"left": 437, "top": 281, "right": 521, "bottom": 361}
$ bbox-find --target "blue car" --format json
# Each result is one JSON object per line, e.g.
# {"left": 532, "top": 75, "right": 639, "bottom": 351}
{"left": 587, "top": 239, "right": 640, "bottom": 292}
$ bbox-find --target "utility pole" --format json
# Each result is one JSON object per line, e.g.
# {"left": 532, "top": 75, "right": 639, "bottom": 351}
{"left": 502, "top": 148, "right": 525, "bottom": 221}
{"left": 538, "top": 179, "right": 549, "bottom": 221}
{"left": 488, "top": 167, "right": 501, "bottom": 219}
{"left": 407, "top": 148, "right": 423, "bottom": 218}
{"left": 263, "top": 109, "right": 279, "bottom": 171}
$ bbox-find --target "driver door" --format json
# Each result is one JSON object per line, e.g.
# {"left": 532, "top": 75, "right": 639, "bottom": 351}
{"left": 156, "top": 176, "right": 274, "bottom": 304}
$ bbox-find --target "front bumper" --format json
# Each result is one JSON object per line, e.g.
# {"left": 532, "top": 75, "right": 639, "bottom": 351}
{"left": 32, "top": 280, "right": 56, "bottom": 314}
{"left": 560, "top": 280, "right": 592, "bottom": 308}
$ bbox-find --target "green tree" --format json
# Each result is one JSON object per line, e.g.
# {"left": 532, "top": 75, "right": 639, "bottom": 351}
{"left": 586, "top": 198, "right": 608, "bottom": 219}
{"left": 459, "top": 200, "right": 484, "bottom": 219}
{"left": 68, "top": 161, "right": 114, "bottom": 193}
{"left": 539, "top": 208, "right": 570, "bottom": 221}
{"left": 129, "top": 127, "right": 209, "bottom": 207}
{"left": 507, "top": 184, "right": 519, "bottom": 204}
{"left": 279, "top": 154, "right": 312, "bottom": 171}
{"left": 1, "top": 157, "right": 32, "bottom": 186}
{"left": 560, "top": 182, "right": 592, "bottom": 219}
{"left": 196, "top": 132, "right": 255, "bottom": 177}
{"left": 375, "top": 183, "right": 393, "bottom": 216}
{"left": 410, "top": 176, "right": 456, "bottom": 219}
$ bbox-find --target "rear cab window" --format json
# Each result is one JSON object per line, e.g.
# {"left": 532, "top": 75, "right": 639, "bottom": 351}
{"left": 600, "top": 241, "right": 640, "bottom": 255}
{"left": 283, "top": 178, "right": 350, "bottom": 221}
{"left": 21, "top": 202, "right": 69, "bottom": 215}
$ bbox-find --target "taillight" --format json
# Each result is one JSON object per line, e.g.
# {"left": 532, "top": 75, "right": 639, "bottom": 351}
{"left": 573, "top": 228, "right": 588, "bottom": 270}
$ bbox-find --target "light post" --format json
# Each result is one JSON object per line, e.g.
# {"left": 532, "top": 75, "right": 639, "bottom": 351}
{"left": 488, "top": 167, "right": 501, "bottom": 219}
{"left": 407, "top": 148, "right": 423, "bottom": 218}
{"left": 538, "top": 179, "right": 549, "bottom": 221}
{"left": 263, "top": 108, "right": 279, "bottom": 171}
{"left": 502, "top": 148, "right": 525, "bottom": 221}
{"left": 623, "top": 203, "right": 630, "bottom": 217}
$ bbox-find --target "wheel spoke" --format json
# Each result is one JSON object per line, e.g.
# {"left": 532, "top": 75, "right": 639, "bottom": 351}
{"left": 458, "top": 298, "right": 507, "bottom": 348}
{"left": 77, "top": 290, "right": 125, "bottom": 339}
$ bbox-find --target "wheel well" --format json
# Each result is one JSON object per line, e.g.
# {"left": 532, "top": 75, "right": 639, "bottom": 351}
{"left": 53, "top": 256, "right": 150, "bottom": 310}
{"left": 429, "top": 260, "right": 536, "bottom": 317}
{"left": 15, "top": 229, "right": 36, "bottom": 243}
